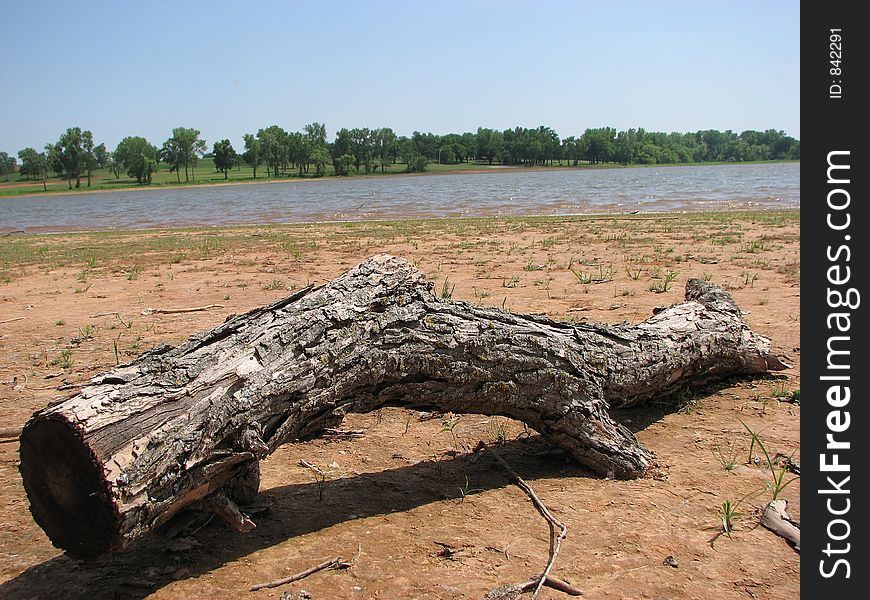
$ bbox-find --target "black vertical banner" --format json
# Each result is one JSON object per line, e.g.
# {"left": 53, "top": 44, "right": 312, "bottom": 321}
{"left": 802, "top": 2, "right": 868, "bottom": 596}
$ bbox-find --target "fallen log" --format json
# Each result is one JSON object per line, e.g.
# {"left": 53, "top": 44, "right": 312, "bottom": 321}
{"left": 19, "top": 254, "right": 786, "bottom": 559}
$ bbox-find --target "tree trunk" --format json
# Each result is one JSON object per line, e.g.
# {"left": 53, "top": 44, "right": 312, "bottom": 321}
{"left": 19, "top": 255, "right": 786, "bottom": 560}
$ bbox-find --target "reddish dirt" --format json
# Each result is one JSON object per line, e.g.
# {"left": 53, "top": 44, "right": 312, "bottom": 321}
{"left": 0, "top": 213, "right": 800, "bottom": 599}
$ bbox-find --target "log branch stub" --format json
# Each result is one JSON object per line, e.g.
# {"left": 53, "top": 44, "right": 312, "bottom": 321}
{"left": 19, "top": 254, "right": 786, "bottom": 559}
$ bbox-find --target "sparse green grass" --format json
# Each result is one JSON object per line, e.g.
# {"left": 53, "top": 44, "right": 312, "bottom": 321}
{"left": 740, "top": 419, "right": 799, "bottom": 501}
{"left": 440, "top": 277, "right": 455, "bottom": 300}
{"left": 714, "top": 440, "right": 741, "bottom": 471}
{"left": 571, "top": 264, "right": 615, "bottom": 285}
{"left": 649, "top": 269, "right": 679, "bottom": 293}
{"left": 52, "top": 349, "right": 73, "bottom": 370}
{"left": 487, "top": 418, "right": 509, "bottom": 444}
{"left": 262, "top": 279, "right": 286, "bottom": 291}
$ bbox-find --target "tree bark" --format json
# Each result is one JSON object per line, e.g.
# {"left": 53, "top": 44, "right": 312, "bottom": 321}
{"left": 19, "top": 255, "right": 786, "bottom": 559}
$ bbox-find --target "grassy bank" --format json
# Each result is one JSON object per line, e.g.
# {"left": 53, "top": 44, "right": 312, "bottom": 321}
{"left": 0, "top": 158, "right": 799, "bottom": 198}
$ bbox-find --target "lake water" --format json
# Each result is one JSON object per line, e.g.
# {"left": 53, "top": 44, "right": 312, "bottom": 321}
{"left": 0, "top": 162, "right": 799, "bottom": 234}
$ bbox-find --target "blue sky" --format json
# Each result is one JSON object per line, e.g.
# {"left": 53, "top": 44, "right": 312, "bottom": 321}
{"left": 0, "top": 0, "right": 799, "bottom": 153}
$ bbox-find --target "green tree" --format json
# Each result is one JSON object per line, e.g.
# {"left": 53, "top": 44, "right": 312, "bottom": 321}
{"left": 17, "top": 147, "right": 41, "bottom": 180}
{"left": 114, "top": 136, "right": 159, "bottom": 185}
{"left": 372, "top": 127, "right": 398, "bottom": 171}
{"left": 330, "top": 128, "right": 352, "bottom": 174}
{"left": 243, "top": 133, "right": 261, "bottom": 178}
{"left": 166, "top": 127, "right": 206, "bottom": 182}
{"left": 93, "top": 143, "right": 109, "bottom": 169}
{"left": 212, "top": 139, "right": 238, "bottom": 179}
{"left": 53, "top": 127, "right": 86, "bottom": 188}
{"left": 33, "top": 151, "right": 50, "bottom": 191}
{"left": 257, "top": 125, "right": 288, "bottom": 177}
{"left": 0, "top": 152, "right": 16, "bottom": 182}
{"left": 579, "top": 127, "right": 616, "bottom": 164}
{"left": 82, "top": 130, "right": 96, "bottom": 187}
{"left": 304, "top": 123, "right": 329, "bottom": 176}
{"left": 160, "top": 138, "right": 182, "bottom": 182}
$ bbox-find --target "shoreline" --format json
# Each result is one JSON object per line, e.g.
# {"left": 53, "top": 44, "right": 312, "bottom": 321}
{"left": 2, "top": 159, "right": 800, "bottom": 200}
{"left": 0, "top": 207, "right": 800, "bottom": 238}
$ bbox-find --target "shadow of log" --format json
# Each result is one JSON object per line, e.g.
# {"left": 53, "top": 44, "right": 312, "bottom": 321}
{"left": 0, "top": 435, "right": 591, "bottom": 600}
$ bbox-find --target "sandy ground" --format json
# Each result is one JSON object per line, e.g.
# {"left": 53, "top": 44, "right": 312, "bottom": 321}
{"left": 0, "top": 212, "right": 800, "bottom": 599}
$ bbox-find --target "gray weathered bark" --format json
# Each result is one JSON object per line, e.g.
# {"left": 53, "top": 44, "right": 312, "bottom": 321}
{"left": 19, "top": 255, "right": 786, "bottom": 559}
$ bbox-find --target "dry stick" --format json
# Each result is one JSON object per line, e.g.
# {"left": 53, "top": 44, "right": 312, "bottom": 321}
{"left": 0, "top": 316, "right": 26, "bottom": 324}
{"left": 140, "top": 304, "right": 225, "bottom": 315}
{"left": 249, "top": 556, "right": 351, "bottom": 591}
{"left": 481, "top": 442, "right": 578, "bottom": 599}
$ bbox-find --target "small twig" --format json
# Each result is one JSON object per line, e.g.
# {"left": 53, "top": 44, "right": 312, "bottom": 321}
{"left": 250, "top": 556, "right": 351, "bottom": 591}
{"left": 140, "top": 304, "right": 225, "bottom": 316}
{"left": 479, "top": 442, "right": 573, "bottom": 599}
{"left": 89, "top": 310, "right": 122, "bottom": 318}
{"left": 0, "top": 316, "right": 26, "bottom": 324}
{"left": 299, "top": 459, "right": 324, "bottom": 475}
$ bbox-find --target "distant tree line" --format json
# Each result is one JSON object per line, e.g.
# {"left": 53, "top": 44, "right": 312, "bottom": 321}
{"left": 8, "top": 124, "right": 799, "bottom": 187}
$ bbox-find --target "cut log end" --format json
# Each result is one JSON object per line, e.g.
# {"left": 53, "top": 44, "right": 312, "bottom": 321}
{"left": 19, "top": 416, "right": 118, "bottom": 560}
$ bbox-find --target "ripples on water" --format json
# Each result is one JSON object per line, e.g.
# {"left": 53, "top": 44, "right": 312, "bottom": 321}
{"left": 0, "top": 162, "right": 799, "bottom": 233}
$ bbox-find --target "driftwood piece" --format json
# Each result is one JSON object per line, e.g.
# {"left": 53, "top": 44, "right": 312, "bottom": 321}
{"left": 18, "top": 255, "right": 786, "bottom": 559}
{"left": 760, "top": 499, "right": 800, "bottom": 550}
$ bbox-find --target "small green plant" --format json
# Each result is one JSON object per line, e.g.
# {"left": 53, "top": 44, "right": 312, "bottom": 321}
{"left": 719, "top": 498, "right": 741, "bottom": 539}
{"left": 502, "top": 275, "right": 520, "bottom": 288}
{"left": 457, "top": 475, "right": 483, "bottom": 503}
{"left": 262, "top": 279, "right": 286, "bottom": 291}
{"left": 439, "top": 417, "right": 463, "bottom": 451}
{"left": 740, "top": 419, "right": 799, "bottom": 501}
{"left": 126, "top": 265, "right": 142, "bottom": 280}
{"left": 116, "top": 313, "right": 133, "bottom": 329}
{"left": 440, "top": 277, "right": 455, "bottom": 300}
{"left": 712, "top": 487, "right": 763, "bottom": 545}
{"left": 52, "top": 349, "right": 73, "bottom": 370}
{"left": 625, "top": 266, "right": 643, "bottom": 281}
{"left": 741, "top": 239, "right": 766, "bottom": 254}
{"left": 742, "top": 272, "right": 759, "bottom": 287}
{"left": 54, "top": 319, "right": 65, "bottom": 326}
{"left": 713, "top": 440, "right": 741, "bottom": 471}
{"left": 702, "top": 272, "right": 713, "bottom": 282}
{"left": 649, "top": 270, "right": 679, "bottom": 293}
{"left": 571, "top": 263, "right": 615, "bottom": 285}
{"left": 523, "top": 257, "right": 544, "bottom": 271}
{"left": 112, "top": 333, "right": 122, "bottom": 364}
{"left": 487, "top": 418, "right": 509, "bottom": 444}
{"left": 768, "top": 381, "right": 792, "bottom": 399}
{"left": 78, "top": 324, "right": 95, "bottom": 339}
